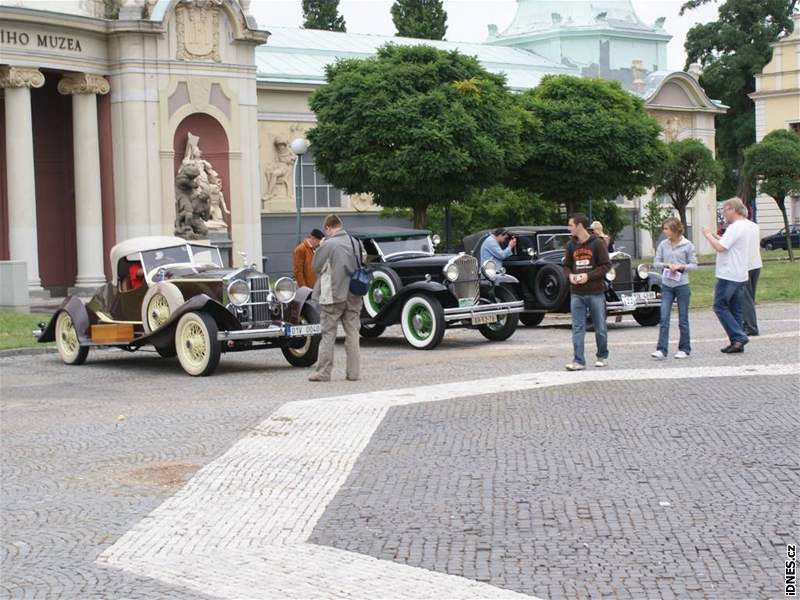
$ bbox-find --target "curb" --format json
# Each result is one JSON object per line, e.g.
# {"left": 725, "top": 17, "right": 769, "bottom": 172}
{"left": 0, "top": 346, "right": 57, "bottom": 358}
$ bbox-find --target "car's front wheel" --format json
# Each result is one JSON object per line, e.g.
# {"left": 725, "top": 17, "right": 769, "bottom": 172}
{"left": 765, "top": 241, "right": 774, "bottom": 251}
{"left": 633, "top": 307, "right": 660, "bottom": 326}
{"left": 520, "top": 311, "right": 545, "bottom": 327}
{"left": 55, "top": 311, "right": 89, "bottom": 365}
{"left": 282, "top": 302, "right": 321, "bottom": 367}
{"left": 478, "top": 286, "right": 520, "bottom": 342}
{"left": 174, "top": 311, "right": 221, "bottom": 376}
{"left": 400, "top": 293, "right": 445, "bottom": 350}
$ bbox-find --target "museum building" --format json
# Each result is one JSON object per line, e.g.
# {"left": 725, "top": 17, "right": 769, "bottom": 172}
{"left": 1, "top": 0, "right": 728, "bottom": 300}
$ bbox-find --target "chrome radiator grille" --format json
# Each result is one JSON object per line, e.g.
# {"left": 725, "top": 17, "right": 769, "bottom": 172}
{"left": 611, "top": 258, "right": 633, "bottom": 292}
{"left": 247, "top": 275, "right": 271, "bottom": 324}
{"left": 453, "top": 254, "right": 480, "bottom": 306}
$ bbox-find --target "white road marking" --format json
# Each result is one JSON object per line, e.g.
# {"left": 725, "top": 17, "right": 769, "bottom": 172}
{"left": 98, "top": 363, "right": 799, "bottom": 599}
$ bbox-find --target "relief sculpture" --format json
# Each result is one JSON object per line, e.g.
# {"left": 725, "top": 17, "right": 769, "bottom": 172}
{"left": 262, "top": 136, "right": 297, "bottom": 209}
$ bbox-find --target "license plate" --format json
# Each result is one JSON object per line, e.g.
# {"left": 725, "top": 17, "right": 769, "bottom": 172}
{"left": 286, "top": 324, "right": 321, "bottom": 336}
{"left": 621, "top": 291, "right": 656, "bottom": 307}
{"left": 458, "top": 298, "right": 475, "bottom": 308}
{"left": 472, "top": 314, "right": 498, "bottom": 325}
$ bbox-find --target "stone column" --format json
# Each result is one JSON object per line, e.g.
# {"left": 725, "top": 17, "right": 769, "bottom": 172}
{"left": 58, "top": 73, "right": 110, "bottom": 289}
{"left": 0, "top": 66, "right": 44, "bottom": 291}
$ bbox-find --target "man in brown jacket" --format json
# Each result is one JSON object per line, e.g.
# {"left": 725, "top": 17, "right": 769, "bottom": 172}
{"left": 292, "top": 228, "right": 324, "bottom": 288}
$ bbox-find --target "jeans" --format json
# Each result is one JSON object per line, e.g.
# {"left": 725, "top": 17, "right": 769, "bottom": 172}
{"left": 713, "top": 278, "right": 748, "bottom": 344}
{"left": 741, "top": 268, "right": 760, "bottom": 335}
{"left": 571, "top": 293, "right": 608, "bottom": 365}
{"left": 657, "top": 284, "right": 691, "bottom": 354}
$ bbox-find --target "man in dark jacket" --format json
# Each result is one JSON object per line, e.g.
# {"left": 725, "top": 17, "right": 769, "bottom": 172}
{"left": 563, "top": 213, "right": 611, "bottom": 371}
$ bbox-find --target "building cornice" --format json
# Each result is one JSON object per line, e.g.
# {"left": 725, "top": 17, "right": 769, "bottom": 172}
{"left": 749, "top": 88, "right": 800, "bottom": 100}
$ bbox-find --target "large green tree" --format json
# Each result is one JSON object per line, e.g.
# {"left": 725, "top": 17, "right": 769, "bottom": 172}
{"left": 391, "top": 0, "right": 447, "bottom": 40}
{"left": 744, "top": 129, "right": 800, "bottom": 261}
{"left": 511, "top": 75, "right": 666, "bottom": 216}
{"left": 682, "top": 0, "right": 797, "bottom": 200}
{"left": 302, "top": 0, "right": 346, "bottom": 32}
{"left": 654, "top": 138, "right": 724, "bottom": 230}
{"left": 640, "top": 198, "right": 675, "bottom": 255}
{"left": 308, "top": 44, "right": 528, "bottom": 228}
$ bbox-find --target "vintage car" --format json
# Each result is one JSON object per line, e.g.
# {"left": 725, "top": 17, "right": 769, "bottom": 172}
{"left": 35, "top": 236, "right": 321, "bottom": 376}
{"left": 463, "top": 226, "right": 662, "bottom": 327}
{"left": 350, "top": 227, "right": 524, "bottom": 350}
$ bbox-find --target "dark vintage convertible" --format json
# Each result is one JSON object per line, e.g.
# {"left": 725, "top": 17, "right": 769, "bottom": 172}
{"left": 35, "top": 236, "right": 321, "bottom": 376}
{"left": 463, "top": 226, "right": 662, "bottom": 327}
{"left": 350, "top": 227, "right": 524, "bottom": 350}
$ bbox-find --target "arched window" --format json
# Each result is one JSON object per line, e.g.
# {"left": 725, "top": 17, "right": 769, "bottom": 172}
{"left": 296, "top": 148, "right": 342, "bottom": 209}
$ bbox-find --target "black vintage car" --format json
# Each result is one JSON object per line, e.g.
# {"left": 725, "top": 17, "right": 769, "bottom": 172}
{"left": 35, "top": 236, "right": 321, "bottom": 376}
{"left": 463, "top": 226, "right": 662, "bottom": 327}
{"left": 350, "top": 227, "right": 524, "bottom": 350}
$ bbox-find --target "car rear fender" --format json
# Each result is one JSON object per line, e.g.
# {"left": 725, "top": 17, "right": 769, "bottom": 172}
{"left": 365, "top": 280, "right": 451, "bottom": 325}
{"left": 37, "top": 296, "right": 91, "bottom": 344}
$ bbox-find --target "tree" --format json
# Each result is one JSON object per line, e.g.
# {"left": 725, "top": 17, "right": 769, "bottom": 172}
{"left": 512, "top": 75, "right": 666, "bottom": 216}
{"left": 308, "top": 44, "right": 528, "bottom": 228}
{"left": 654, "top": 138, "right": 724, "bottom": 230}
{"left": 302, "top": 0, "right": 346, "bottom": 32}
{"left": 580, "top": 199, "right": 629, "bottom": 240}
{"left": 391, "top": 0, "right": 447, "bottom": 40}
{"left": 744, "top": 129, "right": 800, "bottom": 261}
{"left": 640, "top": 197, "right": 675, "bottom": 255}
{"left": 682, "top": 0, "right": 797, "bottom": 200}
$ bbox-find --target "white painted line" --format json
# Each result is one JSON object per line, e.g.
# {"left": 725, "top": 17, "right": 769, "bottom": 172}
{"left": 98, "top": 363, "right": 799, "bottom": 599}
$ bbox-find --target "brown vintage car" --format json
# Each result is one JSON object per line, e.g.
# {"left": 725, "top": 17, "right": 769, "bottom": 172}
{"left": 35, "top": 236, "right": 321, "bottom": 376}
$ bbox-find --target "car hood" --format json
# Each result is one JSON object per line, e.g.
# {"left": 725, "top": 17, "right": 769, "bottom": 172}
{"left": 163, "top": 266, "right": 265, "bottom": 281}
{"left": 383, "top": 254, "right": 458, "bottom": 268}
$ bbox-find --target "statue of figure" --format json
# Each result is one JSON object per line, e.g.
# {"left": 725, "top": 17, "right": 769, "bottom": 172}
{"left": 174, "top": 130, "right": 228, "bottom": 238}
{"left": 263, "top": 136, "right": 296, "bottom": 205}
{"left": 206, "top": 166, "right": 230, "bottom": 230}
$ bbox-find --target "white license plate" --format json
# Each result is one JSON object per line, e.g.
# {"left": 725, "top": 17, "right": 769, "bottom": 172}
{"left": 287, "top": 324, "right": 321, "bottom": 336}
{"left": 472, "top": 314, "right": 498, "bottom": 325}
{"left": 458, "top": 298, "right": 475, "bottom": 308}
{"left": 621, "top": 291, "right": 656, "bottom": 307}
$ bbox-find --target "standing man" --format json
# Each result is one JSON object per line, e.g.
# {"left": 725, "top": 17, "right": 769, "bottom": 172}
{"left": 309, "top": 215, "right": 362, "bottom": 382}
{"left": 563, "top": 213, "right": 611, "bottom": 371}
{"left": 742, "top": 214, "right": 762, "bottom": 336}
{"left": 702, "top": 197, "right": 750, "bottom": 353}
{"left": 480, "top": 228, "right": 517, "bottom": 268}
{"left": 293, "top": 228, "right": 324, "bottom": 288}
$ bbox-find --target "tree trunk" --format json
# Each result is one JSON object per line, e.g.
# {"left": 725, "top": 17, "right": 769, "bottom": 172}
{"left": 675, "top": 203, "right": 688, "bottom": 235}
{"left": 413, "top": 206, "right": 428, "bottom": 230}
{"left": 777, "top": 198, "right": 795, "bottom": 261}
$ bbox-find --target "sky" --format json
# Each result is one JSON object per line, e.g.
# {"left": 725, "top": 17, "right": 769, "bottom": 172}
{"left": 248, "top": 0, "right": 720, "bottom": 71}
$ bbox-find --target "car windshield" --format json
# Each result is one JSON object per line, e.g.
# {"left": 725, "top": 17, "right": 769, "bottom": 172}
{"left": 373, "top": 236, "right": 433, "bottom": 258}
{"left": 537, "top": 233, "right": 571, "bottom": 254}
{"left": 189, "top": 245, "right": 223, "bottom": 267}
{"left": 140, "top": 244, "right": 222, "bottom": 275}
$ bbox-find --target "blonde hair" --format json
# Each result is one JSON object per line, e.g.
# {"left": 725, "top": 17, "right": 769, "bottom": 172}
{"left": 662, "top": 217, "right": 684, "bottom": 236}
{"left": 591, "top": 221, "right": 606, "bottom": 237}
{"left": 323, "top": 214, "right": 342, "bottom": 229}
{"left": 723, "top": 197, "right": 748, "bottom": 217}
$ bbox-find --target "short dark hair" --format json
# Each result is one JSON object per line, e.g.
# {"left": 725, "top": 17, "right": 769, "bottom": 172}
{"left": 310, "top": 228, "right": 324, "bottom": 240}
{"left": 492, "top": 227, "right": 508, "bottom": 237}
{"left": 323, "top": 214, "right": 342, "bottom": 229}
{"left": 569, "top": 213, "right": 589, "bottom": 229}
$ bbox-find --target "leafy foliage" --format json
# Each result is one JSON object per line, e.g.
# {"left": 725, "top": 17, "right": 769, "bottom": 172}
{"left": 302, "top": 0, "right": 346, "bottom": 32}
{"left": 639, "top": 197, "right": 675, "bottom": 254}
{"left": 391, "top": 0, "right": 448, "bottom": 40}
{"left": 654, "top": 139, "right": 724, "bottom": 230}
{"left": 744, "top": 129, "right": 800, "bottom": 260}
{"left": 578, "top": 199, "right": 630, "bottom": 240}
{"left": 682, "top": 0, "right": 798, "bottom": 199}
{"left": 308, "top": 44, "right": 528, "bottom": 228}
{"left": 512, "top": 75, "right": 666, "bottom": 216}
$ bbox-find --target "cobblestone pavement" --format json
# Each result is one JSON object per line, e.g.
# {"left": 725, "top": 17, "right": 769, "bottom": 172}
{"left": 1, "top": 302, "right": 799, "bottom": 599}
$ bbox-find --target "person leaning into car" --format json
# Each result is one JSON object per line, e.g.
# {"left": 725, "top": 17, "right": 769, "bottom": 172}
{"left": 309, "top": 214, "right": 362, "bottom": 382}
{"left": 563, "top": 213, "right": 611, "bottom": 371}
{"left": 480, "top": 228, "right": 517, "bottom": 269}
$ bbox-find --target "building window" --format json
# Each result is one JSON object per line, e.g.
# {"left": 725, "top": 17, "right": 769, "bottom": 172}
{"left": 295, "top": 148, "right": 342, "bottom": 209}
{"left": 790, "top": 122, "right": 800, "bottom": 136}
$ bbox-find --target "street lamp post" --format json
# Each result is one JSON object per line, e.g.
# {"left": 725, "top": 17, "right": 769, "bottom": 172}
{"left": 290, "top": 138, "right": 310, "bottom": 245}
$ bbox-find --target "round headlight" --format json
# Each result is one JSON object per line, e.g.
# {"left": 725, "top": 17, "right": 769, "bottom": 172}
{"left": 227, "top": 279, "right": 250, "bottom": 306}
{"left": 444, "top": 262, "right": 459, "bottom": 282}
{"left": 605, "top": 267, "right": 616, "bottom": 282}
{"left": 431, "top": 234, "right": 441, "bottom": 246}
{"left": 637, "top": 263, "right": 650, "bottom": 280}
{"left": 526, "top": 247, "right": 535, "bottom": 257}
{"left": 274, "top": 277, "right": 297, "bottom": 304}
{"left": 482, "top": 259, "right": 497, "bottom": 279}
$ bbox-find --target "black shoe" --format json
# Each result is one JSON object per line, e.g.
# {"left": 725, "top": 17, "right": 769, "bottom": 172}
{"left": 722, "top": 341, "right": 745, "bottom": 354}
{"left": 720, "top": 344, "right": 734, "bottom": 353}
{"left": 745, "top": 329, "right": 759, "bottom": 336}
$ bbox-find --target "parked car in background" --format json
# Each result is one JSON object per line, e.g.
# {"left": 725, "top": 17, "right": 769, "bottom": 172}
{"left": 35, "top": 236, "right": 321, "bottom": 376}
{"left": 350, "top": 227, "right": 524, "bottom": 350}
{"left": 462, "top": 226, "right": 662, "bottom": 327}
{"left": 760, "top": 225, "right": 800, "bottom": 250}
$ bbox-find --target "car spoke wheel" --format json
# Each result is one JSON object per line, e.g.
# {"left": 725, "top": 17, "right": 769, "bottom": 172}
{"left": 55, "top": 312, "right": 89, "bottom": 365}
{"left": 141, "top": 282, "right": 185, "bottom": 333}
{"left": 147, "top": 294, "right": 171, "bottom": 330}
{"left": 282, "top": 303, "right": 321, "bottom": 367}
{"left": 175, "top": 312, "right": 221, "bottom": 376}
{"left": 400, "top": 294, "right": 445, "bottom": 350}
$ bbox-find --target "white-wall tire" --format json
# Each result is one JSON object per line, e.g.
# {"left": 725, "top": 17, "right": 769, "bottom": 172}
{"left": 364, "top": 269, "right": 401, "bottom": 317}
{"left": 174, "top": 312, "right": 221, "bottom": 376}
{"left": 400, "top": 294, "right": 446, "bottom": 350}
{"left": 55, "top": 311, "right": 89, "bottom": 365}
{"left": 141, "top": 282, "right": 185, "bottom": 333}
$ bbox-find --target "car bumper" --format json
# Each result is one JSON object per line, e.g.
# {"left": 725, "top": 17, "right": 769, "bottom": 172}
{"left": 443, "top": 300, "right": 524, "bottom": 322}
{"left": 217, "top": 323, "right": 321, "bottom": 342}
{"left": 606, "top": 293, "right": 661, "bottom": 313}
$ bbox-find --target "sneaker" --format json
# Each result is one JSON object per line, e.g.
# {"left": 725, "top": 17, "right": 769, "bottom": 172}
{"left": 308, "top": 373, "right": 330, "bottom": 382}
{"left": 565, "top": 362, "right": 586, "bottom": 371}
{"left": 594, "top": 359, "right": 608, "bottom": 368}
{"left": 651, "top": 350, "right": 666, "bottom": 360}
{"left": 674, "top": 351, "right": 689, "bottom": 359}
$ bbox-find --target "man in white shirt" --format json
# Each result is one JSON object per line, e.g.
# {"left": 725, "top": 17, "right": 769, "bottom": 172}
{"left": 741, "top": 217, "right": 762, "bottom": 336}
{"left": 702, "top": 197, "right": 750, "bottom": 353}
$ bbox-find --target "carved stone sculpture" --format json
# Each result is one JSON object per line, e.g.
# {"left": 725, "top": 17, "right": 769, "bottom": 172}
{"left": 263, "top": 136, "right": 297, "bottom": 207}
{"left": 174, "top": 131, "right": 228, "bottom": 239}
{"left": 176, "top": 0, "right": 222, "bottom": 62}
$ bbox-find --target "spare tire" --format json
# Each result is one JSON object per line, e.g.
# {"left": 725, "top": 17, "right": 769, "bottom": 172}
{"left": 364, "top": 267, "right": 401, "bottom": 318}
{"left": 533, "top": 264, "right": 569, "bottom": 310}
{"left": 142, "top": 282, "right": 185, "bottom": 333}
